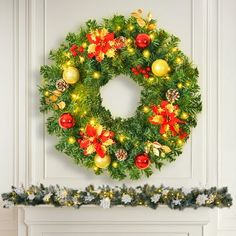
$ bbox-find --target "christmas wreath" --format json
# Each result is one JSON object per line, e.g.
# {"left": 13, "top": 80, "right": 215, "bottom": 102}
{"left": 39, "top": 10, "right": 202, "bottom": 180}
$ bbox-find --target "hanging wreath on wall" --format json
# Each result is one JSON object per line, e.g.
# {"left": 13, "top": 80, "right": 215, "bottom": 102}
{"left": 39, "top": 10, "right": 202, "bottom": 180}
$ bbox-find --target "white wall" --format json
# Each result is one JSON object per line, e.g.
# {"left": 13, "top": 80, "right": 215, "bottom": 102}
{"left": 0, "top": 0, "right": 235, "bottom": 235}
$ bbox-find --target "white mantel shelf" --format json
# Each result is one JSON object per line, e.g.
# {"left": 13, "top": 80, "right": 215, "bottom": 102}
{"left": 18, "top": 205, "right": 212, "bottom": 236}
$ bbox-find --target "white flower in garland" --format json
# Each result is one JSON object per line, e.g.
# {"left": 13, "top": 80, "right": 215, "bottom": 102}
{"left": 162, "top": 189, "right": 169, "bottom": 195}
{"left": 43, "top": 193, "right": 53, "bottom": 202}
{"left": 84, "top": 193, "right": 95, "bottom": 202}
{"left": 100, "top": 197, "right": 111, "bottom": 209}
{"left": 135, "top": 187, "right": 142, "bottom": 194}
{"left": 196, "top": 194, "right": 208, "bottom": 205}
{"left": 72, "top": 196, "right": 79, "bottom": 205}
{"left": 57, "top": 189, "right": 68, "bottom": 199}
{"left": 172, "top": 199, "right": 181, "bottom": 205}
{"left": 121, "top": 194, "right": 132, "bottom": 204}
{"left": 27, "top": 193, "right": 35, "bottom": 201}
{"left": 151, "top": 194, "right": 161, "bottom": 203}
{"left": 181, "top": 187, "right": 192, "bottom": 195}
{"left": 14, "top": 187, "right": 24, "bottom": 195}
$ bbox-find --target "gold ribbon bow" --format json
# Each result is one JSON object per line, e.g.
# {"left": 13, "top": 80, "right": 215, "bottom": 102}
{"left": 131, "top": 9, "right": 153, "bottom": 28}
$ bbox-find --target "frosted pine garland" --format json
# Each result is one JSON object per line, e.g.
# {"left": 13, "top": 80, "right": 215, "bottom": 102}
{"left": 1, "top": 184, "right": 232, "bottom": 210}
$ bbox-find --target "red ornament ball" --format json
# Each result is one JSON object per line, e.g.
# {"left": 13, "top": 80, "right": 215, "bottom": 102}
{"left": 135, "top": 154, "right": 150, "bottom": 169}
{"left": 135, "top": 34, "right": 151, "bottom": 48}
{"left": 58, "top": 113, "right": 75, "bottom": 129}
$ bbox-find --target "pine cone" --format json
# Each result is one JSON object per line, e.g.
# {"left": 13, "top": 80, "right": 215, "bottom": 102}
{"left": 166, "top": 89, "right": 180, "bottom": 103}
{"left": 115, "top": 149, "right": 128, "bottom": 161}
{"left": 56, "top": 79, "right": 69, "bottom": 92}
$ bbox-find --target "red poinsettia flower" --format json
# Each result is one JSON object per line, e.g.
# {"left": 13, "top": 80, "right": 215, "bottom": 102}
{"left": 78, "top": 124, "right": 115, "bottom": 157}
{"left": 148, "top": 100, "right": 187, "bottom": 137}
{"left": 86, "top": 28, "right": 124, "bottom": 62}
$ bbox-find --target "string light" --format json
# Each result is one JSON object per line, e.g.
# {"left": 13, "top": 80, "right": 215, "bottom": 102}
{"left": 185, "top": 81, "right": 191, "bottom": 87}
{"left": 112, "top": 162, "right": 118, "bottom": 168}
{"left": 126, "top": 38, "right": 132, "bottom": 44}
{"left": 64, "top": 52, "right": 70, "bottom": 58}
{"left": 180, "top": 112, "right": 189, "bottom": 120}
{"left": 148, "top": 77, "right": 155, "bottom": 83}
{"left": 44, "top": 91, "right": 50, "bottom": 97}
{"left": 142, "top": 49, "right": 151, "bottom": 58}
{"left": 149, "top": 33, "right": 155, "bottom": 40}
{"left": 177, "top": 83, "right": 183, "bottom": 89}
{"left": 79, "top": 56, "right": 85, "bottom": 64}
{"left": 82, "top": 42, "right": 87, "bottom": 48}
{"left": 143, "top": 106, "right": 150, "bottom": 113}
{"left": 71, "top": 93, "right": 79, "bottom": 100}
{"left": 116, "top": 25, "right": 121, "bottom": 31}
{"left": 128, "top": 47, "right": 135, "bottom": 54}
{"left": 176, "top": 57, "right": 183, "bottom": 64}
{"left": 89, "top": 118, "right": 96, "bottom": 125}
{"left": 68, "top": 136, "right": 76, "bottom": 144}
{"left": 118, "top": 134, "right": 126, "bottom": 142}
{"left": 92, "top": 71, "right": 101, "bottom": 79}
{"left": 177, "top": 139, "right": 184, "bottom": 146}
{"left": 128, "top": 24, "right": 134, "bottom": 31}
{"left": 172, "top": 47, "right": 178, "bottom": 52}
{"left": 73, "top": 107, "right": 79, "bottom": 114}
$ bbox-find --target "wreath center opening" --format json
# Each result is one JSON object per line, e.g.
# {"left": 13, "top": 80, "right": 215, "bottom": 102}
{"left": 100, "top": 75, "right": 142, "bottom": 119}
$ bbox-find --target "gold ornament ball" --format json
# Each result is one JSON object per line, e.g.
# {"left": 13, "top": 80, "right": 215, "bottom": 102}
{"left": 94, "top": 154, "right": 111, "bottom": 169}
{"left": 151, "top": 59, "right": 170, "bottom": 77}
{"left": 63, "top": 66, "right": 80, "bottom": 84}
{"left": 112, "top": 162, "right": 118, "bottom": 168}
{"left": 68, "top": 136, "right": 76, "bottom": 144}
{"left": 142, "top": 49, "right": 151, "bottom": 58}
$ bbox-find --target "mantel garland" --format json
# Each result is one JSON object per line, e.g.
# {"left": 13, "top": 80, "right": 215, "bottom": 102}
{"left": 39, "top": 10, "right": 202, "bottom": 180}
{"left": 1, "top": 185, "right": 232, "bottom": 210}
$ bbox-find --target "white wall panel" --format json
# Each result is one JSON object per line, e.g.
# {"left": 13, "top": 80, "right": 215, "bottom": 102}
{"left": 0, "top": 0, "right": 236, "bottom": 235}
{"left": 0, "top": 0, "right": 18, "bottom": 235}
{"left": 217, "top": 0, "right": 236, "bottom": 234}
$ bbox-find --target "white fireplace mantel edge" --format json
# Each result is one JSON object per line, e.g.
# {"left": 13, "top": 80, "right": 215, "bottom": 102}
{"left": 17, "top": 205, "right": 214, "bottom": 236}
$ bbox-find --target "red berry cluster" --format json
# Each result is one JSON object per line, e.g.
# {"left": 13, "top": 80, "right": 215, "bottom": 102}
{"left": 70, "top": 44, "right": 84, "bottom": 56}
{"left": 131, "top": 65, "right": 151, "bottom": 78}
